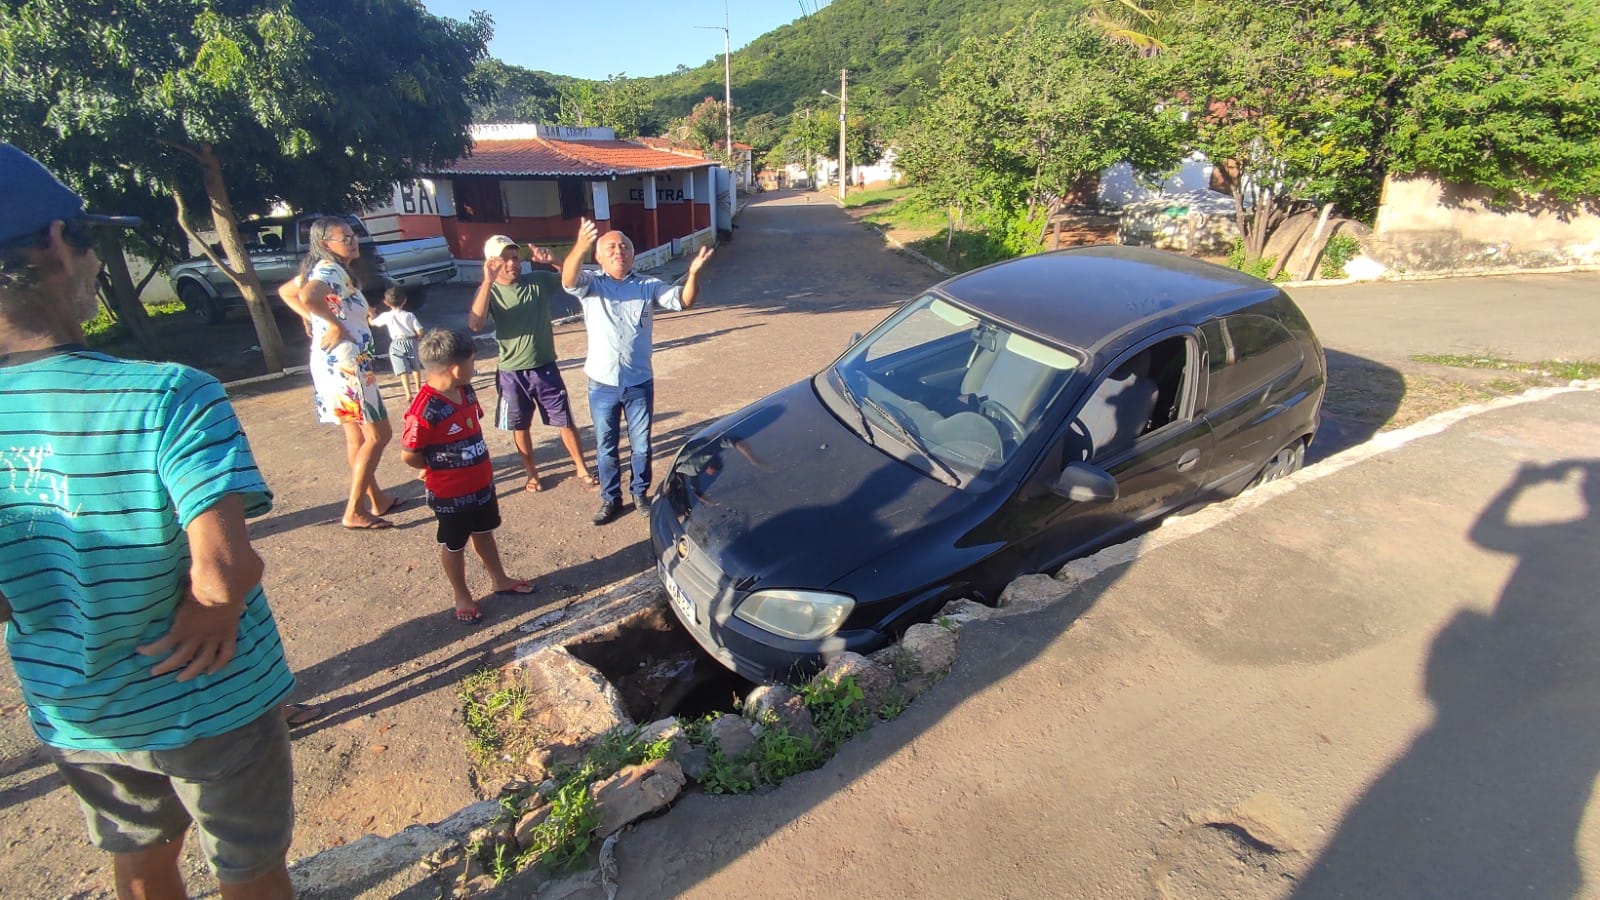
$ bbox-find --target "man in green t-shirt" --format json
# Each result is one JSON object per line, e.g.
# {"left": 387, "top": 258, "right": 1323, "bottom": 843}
{"left": 468, "top": 235, "right": 597, "bottom": 492}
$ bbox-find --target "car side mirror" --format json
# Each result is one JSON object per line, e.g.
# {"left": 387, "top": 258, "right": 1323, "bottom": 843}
{"left": 1052, "top": 462, "right": 1118, "bottom": 502}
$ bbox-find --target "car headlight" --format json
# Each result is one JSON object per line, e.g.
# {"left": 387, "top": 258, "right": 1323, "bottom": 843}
{"left": 734, "top": 590, "right": 855, "bottom": 641}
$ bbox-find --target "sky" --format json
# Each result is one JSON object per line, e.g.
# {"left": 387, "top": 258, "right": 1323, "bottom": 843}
{"left": 420, "top": 0, "right": 826, "bottom": 82}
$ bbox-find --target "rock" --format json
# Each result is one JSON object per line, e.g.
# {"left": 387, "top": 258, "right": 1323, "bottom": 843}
{"left": 899, "top": 623, "right": 958, "bottom": 675}
{"left": 638, "top": 716, "right": 683, "bottom": 748}
{"left": 708, "top": 714, "right": 759, "bottom": 759}
{"left": 814, "top": 651, "right": 895, "bottom": 710}
{"left": 288, "top": 826, "right": 458, "bottom": 899}
{"left": 771, "top": 695, "right": 821, "bottom": 745}
{"left": 512, "top": 803, "right": 552, "bottom": 852}
{"left": 513, "top": 646, "right": 633, "bottom": 752}
{"left": 588, "top": 759, "right": 687, "bottom": 838}
{"left": 867, "top": 645, "right": 905, "bottom": 669}
{"left": 672, "top": 743, "right": 710, "bottom": 782}
{"left": 937, "top": 598, "right": 994, "bottom": 627}
{"left": 459, "top": 874, "right": 498, "bottom": 896}
{"left": 535, "top": 778, "right": 558, "bottom": 799}
{"left": 742, "top": 684, "right": 796, "bottom": 723}
{"left": 526, "top": 741, "right": 585, "bottom": 778}
{"left": 998, "top": 573, "right": 1074, "bottom": 612}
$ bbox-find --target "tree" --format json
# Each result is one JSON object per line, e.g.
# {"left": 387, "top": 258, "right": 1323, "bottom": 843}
{"left": 557, "top": 73, "right": 653, "bottom": 136}
{"left": 0, "top": 0, "right": 490, "bottom": 372}
{"left": 897, "top": 15, "right": 1185, "bottom": 250}
{"left": 1378, "top": 0, "right": 1600, "bottom": 206}
{"left": 1165, "top": 1, "right": 1382, "bottom": 261}
{"left": 470, "top": 59, "right": 561, "bottom": 124}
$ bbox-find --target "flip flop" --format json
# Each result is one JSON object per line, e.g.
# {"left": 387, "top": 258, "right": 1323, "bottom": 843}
{"left": 493, "top": 581, "right": 536, "bottom": 596}
{"left": 526, "top": 477, "right": 544, "bottom": 493}
{"left": 283, "top": 703, "right": 325, "bottom": 728}
{"left": 343, "top": 517, "right": 393, "bottom": 530}
{"left": 373, "top": 496, "right": 408, "bottom": 517}
{"left": 454, "top": 605, "right": 484, "bottom": 624}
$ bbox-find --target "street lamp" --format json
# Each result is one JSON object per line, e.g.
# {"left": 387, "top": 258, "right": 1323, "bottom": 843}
{"left": 695, "top": 3, "right": 735, "bottom": 197}
{"left": 821, "top": 69, "right": 847, "bottom": 200}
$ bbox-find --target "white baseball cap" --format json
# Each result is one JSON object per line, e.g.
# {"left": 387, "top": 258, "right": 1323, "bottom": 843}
{"left": 483, "top": 235, "right": 518, "bottom": 259}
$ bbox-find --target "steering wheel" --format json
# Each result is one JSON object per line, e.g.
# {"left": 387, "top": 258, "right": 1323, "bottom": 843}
{"left": 979, "top": 398, "right": 1024, "bottom": 444}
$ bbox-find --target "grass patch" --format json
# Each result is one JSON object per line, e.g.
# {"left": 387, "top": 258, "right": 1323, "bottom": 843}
{"left": 1411, "top": 353, "right": 1600, "bottom": 381}
{"left": 458, "top": 668, "right": 538, "bottom": 773}
{"left": 83, "top": 299, "right": 186, "bottom": 346}
{"left": 841, "top": 184, "right": 916, "bottom": 209}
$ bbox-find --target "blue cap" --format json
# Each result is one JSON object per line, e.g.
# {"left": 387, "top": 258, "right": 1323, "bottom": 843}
{"left": 0, "top": 143, "right": 140, "bottom": 245}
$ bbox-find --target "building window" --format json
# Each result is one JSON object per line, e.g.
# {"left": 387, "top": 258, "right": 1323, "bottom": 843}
{"left": 558, "top": 178, "right": 589, "bottom": 220}
{"left": 454, "top": 177, "right": 506, "bottom": 223}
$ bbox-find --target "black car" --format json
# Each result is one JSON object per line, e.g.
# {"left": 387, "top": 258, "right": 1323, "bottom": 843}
{"left": 652, "top": 246, "right": 1326, "bottom": 683}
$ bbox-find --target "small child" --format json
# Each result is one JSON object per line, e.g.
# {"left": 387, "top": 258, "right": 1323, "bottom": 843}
{"left": 370, "top": 285, "right": 424, "bottom": 401}
{"left": 400, "top": 329, "right": 535, "bottom": 623}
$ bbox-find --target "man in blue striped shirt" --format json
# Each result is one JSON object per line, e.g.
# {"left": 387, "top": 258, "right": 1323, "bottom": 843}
{"left": 0, "top": 145, "right": 296, "bottom": 898}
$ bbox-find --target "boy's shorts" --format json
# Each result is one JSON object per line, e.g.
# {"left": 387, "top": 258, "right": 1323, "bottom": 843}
{"left": 48, "top": 707, "right": 294, "bottom": 884}
{"left": 389, "top": 336, "right": 422, "bottom": 375}
{"left": 496, "top": 363, "right": 573, "bottom": 429}
{"left": 434, "top": 489, "right": 502, "bottom": 552}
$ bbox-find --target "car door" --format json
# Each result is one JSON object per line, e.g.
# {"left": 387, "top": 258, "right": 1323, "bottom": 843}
{"left": 1197, "top": 311, "right": 1308, "bottom": 495}
{"left": 251, "top": 225, "right": 296, "bottom": 289}
{"left": 1001, "top": 330, "right": 1213, "bottom": 575}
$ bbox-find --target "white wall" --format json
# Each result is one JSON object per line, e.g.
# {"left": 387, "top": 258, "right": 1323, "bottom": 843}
{"left": 1098, "top": 153, "right": 1215, "bottom": 207}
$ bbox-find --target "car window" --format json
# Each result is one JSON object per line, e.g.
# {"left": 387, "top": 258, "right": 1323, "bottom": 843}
{"left": 829, "top": 294, "right": 1083, "bottom": 480}
{"left": 1067, "top": 336, "right": 1190, "bottom": 463}
{"left": 1205, "top": 314, "right": 1303, "bottom": 406}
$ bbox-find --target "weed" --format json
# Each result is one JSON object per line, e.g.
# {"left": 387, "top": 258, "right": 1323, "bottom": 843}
{"left": 517, "top": 776, "right": 599, "bottom": 873}
{"left": 458, "top": 668, "right": 528, "bottom": 766}
{"left": 877, "top": 686, "right": 910, "bottom": 722}
{"left": 700, "top": 750, "right": 757, "bottom": 795}
{"left": 1319, "top": 233, "right": 1362, "bottom": 279}
{"left": 753, "top": 725, "right": 826, "bottom": 783}
{"left": 1225, "top": 239, "right": 1287, "bottom": 282}
{"left": 800, "top": 675, "right": 872, "bottom": 749}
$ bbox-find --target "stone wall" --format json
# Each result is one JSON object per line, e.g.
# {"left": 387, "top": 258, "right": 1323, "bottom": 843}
{"left": 1373, "top": 175, "right": 1600, "bottom": 273}
{"left": 1118, "top": 191, "right": 1240, "bottom": 255}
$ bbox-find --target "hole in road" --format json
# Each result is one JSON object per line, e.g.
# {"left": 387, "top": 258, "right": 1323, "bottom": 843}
{"left": 564, "top": 603, "right": 753, "bottom": 723}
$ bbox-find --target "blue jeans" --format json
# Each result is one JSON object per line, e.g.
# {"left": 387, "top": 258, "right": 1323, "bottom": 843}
{"left": 589, "top": 380, "right": 654, "bottom": 504}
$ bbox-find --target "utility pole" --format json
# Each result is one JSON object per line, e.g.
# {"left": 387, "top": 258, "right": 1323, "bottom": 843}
{"left": 696, "top": 3, "right": 736, "bottom": 200}
{"left": 837, "top": 68, "right": 848, "bottom": 200}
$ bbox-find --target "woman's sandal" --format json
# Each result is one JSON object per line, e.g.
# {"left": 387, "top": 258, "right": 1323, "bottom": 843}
{"left": 454, "top": 605, "right": 484, "bottom": 625}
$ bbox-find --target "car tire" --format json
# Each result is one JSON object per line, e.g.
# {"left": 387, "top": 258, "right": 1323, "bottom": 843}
{"left": 1251, "top": 438, "right": 1306, "bottom": 487}
{"left": 179, "top": 283, "right": 224, "bottom": 326}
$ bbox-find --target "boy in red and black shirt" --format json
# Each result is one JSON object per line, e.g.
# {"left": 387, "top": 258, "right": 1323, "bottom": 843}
{"left": 401, "top": 329, "right": 535, "bottom": 623}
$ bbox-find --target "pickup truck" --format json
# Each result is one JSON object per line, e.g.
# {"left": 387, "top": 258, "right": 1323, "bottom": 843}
{"left": 167, "top": 213, "right": 457, "bottom": 324}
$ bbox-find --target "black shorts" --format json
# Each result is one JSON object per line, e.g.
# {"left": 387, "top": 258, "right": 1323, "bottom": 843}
{"left": 433, "top": 491, "right": 501, "bottom": 552}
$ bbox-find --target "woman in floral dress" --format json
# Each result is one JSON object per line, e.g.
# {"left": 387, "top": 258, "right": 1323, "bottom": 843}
{"left": 282, "top": 216, "right": 399, "bottom": 528}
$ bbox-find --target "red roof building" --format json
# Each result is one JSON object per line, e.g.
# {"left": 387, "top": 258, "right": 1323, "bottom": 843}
{"left": 370, "top": 124, "right": 727, "bottom": 264}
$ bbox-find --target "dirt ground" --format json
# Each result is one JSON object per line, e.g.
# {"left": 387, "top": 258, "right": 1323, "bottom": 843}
{"left": 2, "top": 191, "right": 1597, "bottom": 897}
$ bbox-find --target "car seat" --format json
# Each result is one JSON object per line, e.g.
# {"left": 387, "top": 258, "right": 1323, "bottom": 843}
{"left": 1070, "top": 352, "right": 1161, "bottom": 461}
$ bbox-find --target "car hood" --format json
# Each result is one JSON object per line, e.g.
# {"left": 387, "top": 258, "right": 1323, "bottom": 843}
{"left": 667, "top": 381, "right": 961, "bottom": 593}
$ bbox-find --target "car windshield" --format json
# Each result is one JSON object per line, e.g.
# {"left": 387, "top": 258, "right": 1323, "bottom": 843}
{"left": 824, "top": 294, "right": 1084, "bottom": 480}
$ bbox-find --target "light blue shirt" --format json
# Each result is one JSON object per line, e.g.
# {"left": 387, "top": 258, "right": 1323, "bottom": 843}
{"left": 565, "top": 268, "right": 684, "bottom": 388}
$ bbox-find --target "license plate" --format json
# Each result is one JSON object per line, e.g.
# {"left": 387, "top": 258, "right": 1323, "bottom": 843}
{"left": 660, "top": 563, "right": 696, "bottom": 624}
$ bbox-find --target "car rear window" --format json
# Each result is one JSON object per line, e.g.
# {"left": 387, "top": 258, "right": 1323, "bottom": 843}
{"left": 1205, "top": 314, "right": 1304, "bottom": 404}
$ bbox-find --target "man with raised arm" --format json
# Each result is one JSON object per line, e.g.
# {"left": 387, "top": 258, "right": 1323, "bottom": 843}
{"left": 561, "top": 219, "right": 713, "bottom": 525}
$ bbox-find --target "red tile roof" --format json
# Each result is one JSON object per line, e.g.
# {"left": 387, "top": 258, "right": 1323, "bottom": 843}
{"left": 432, "top": 138, "right": 717, "bottom": 177}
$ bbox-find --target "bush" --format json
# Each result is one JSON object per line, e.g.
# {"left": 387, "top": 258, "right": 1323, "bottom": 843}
{"left": 1319, "top": 233, "right": 1362, "bottom": 279}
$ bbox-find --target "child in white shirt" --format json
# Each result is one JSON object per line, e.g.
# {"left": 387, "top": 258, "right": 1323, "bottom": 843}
{"left": 370, "top": 285, "right": 424, "bottom": 401}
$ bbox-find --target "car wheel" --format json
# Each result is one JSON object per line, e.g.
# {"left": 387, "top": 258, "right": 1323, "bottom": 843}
{"left": 179, "top": 283, "right": 224, "bottom": 326}
{"left": 1251, "top": 439, "right": 1305, "bottom": 487}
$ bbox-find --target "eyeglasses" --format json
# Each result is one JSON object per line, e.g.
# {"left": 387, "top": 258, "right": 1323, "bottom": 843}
{"left": 328, "top": 233, "right": 358, "bottom": 244}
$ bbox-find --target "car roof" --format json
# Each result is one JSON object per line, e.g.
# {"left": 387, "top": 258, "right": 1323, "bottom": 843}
{"left": 932, "top": 245, "right": 1283, "bottom": 356}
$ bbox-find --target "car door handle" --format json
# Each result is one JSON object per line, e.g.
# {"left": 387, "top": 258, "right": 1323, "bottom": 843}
{"left": 1176, "top": 449, "right": 1201, "bottom": 472}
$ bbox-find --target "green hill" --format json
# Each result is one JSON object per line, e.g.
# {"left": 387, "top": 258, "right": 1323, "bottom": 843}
{"left": 474, "top": 0, "right": 1084, "bottom": 129}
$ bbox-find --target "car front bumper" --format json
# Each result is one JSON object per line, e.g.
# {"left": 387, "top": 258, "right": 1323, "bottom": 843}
{"left": 650, "top": 500, "right": 881, "bottom": 684}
